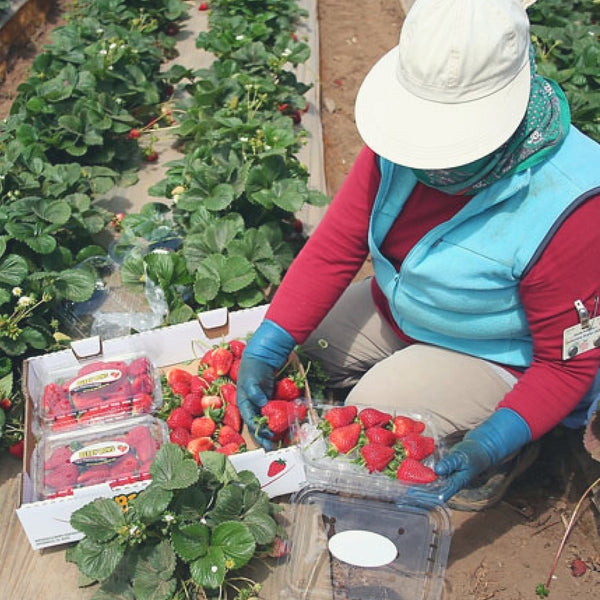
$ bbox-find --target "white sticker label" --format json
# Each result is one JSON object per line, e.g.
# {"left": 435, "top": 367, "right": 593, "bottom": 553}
{"left": 70, "top": 441, "right": 130, "bottom": 466}
{"left": 562, "top": 316, "right": 600, "bottom": 360}
{"left": 328, "top": 530, "right": 398, "bottom": 567}
{"left": 69, "top": 369, "right": 123, "bottom": 394}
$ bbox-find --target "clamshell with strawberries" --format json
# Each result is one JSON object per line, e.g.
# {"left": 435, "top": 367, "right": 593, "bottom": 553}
{"left": 33, "top": 352, "right": 163, "bottom": 435}
{"left": 31, "top": 415, "right": 169, "bottom": 500}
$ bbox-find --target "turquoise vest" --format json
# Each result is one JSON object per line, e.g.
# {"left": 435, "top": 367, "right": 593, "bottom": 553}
{"left": 369, "top": 126, "right": 600, "bottom": 369}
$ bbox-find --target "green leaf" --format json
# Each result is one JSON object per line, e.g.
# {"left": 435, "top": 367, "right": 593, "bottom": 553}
{"left": 220, "top": 256, "right": 255, "bottom": 293}
{"left": 54, "top": 268, "right": 96, "bottom": 302}
{"left": 0, "top": 337, "right": 27, "bottom": 356}
{"left": 171, "top": 522, "right": 210, "bottom": 561}
{"left": 211, "top": 521, "right": 256, "bottom": 569}
{"left": 149, "top": 443, "right": 199, "bottom": 490}
{"left": 205, "top": 183, "right": 235, "bottom": 211}
{"left": 75, "top": 537, "right": 126, "bottom": 581}
{"left": 0, "top": 255, "right": 28, "bottom": 285}
{"left": 207, "top": 486, "right": 244, "bottom": 524}
{"left": 189, "top": 547, "right": 226, "bottom": 589}
{"left": 171, "top": 487, "right": 209, "bottom": 520}
{"left": 120, "top": 258, "right": 145, "bottom": 286}
{"left": 132, "top": 541, "right": 177, "bottom": 600}
{"left": 130, "top": 484, "right": 173, "bottom": 524}
{"left": 33, "top": 200, "right": 72, "bottom": 224}
{"left": 167, "top": 303, "right": 194, "bottom": 324}
{"left": 199, "top": 451, "right": 239, "bottom": 485}
{"left": 235, "top": 286, "right": 264, "bottom": 308}
{"left": 0, "top": 371, "right": 12, "bottom": 399}
{"left": 0, "top": 408, "right": 5, "bottom": 432}
{"left": 0, "top": 288, "right": 11, "bottom": 306}
{"left": 194, "top": 271, "right": 220, "bottom": 305}
{"left": 71, "top": 497, "right": 127, "bottom": 541}
{"left": 25, "top": 235, "right": 57, "bottom": 255}
{"left": 242, "top": 494, "right": 278, "bottom": 544}
{"left": 21, "top": 326, "right": 48, "bottom": 349}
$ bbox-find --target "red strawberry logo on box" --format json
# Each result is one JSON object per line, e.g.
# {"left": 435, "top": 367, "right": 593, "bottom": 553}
{"left": 267, "top": 458, "right": 287, "bottom": 477}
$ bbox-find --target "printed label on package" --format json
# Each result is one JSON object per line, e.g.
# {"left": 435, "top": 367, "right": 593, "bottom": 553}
{"left": 70, "top": 441, "right": 130, "bottom": 466}
{"left": 68, "top": 369, "right": 123, "bottom": 395}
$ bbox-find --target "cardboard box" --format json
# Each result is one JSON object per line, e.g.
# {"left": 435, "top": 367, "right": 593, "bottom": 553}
{"left": 17, "top": 305, "right": 308, "bottom": 550}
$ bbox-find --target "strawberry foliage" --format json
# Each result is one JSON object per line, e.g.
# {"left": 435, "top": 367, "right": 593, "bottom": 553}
{"left": 67, "top": 443, "right": 280, "bottom": 599}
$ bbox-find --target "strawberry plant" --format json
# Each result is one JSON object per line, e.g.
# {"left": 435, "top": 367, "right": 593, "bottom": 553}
{"left": 529, "top": 0, "right": 600, "bottom": 142}
{"left": 66, "top": 444, "right": 281, "bottom": 599}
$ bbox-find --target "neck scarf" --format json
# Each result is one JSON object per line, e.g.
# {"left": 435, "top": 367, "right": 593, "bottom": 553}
{"left": 412, "top": 46, "right": 571, "bottom": 195}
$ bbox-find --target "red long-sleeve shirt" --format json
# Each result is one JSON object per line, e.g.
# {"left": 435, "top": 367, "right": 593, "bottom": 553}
{"left": 267, "top": 146, "right": 600, "bottom": 439}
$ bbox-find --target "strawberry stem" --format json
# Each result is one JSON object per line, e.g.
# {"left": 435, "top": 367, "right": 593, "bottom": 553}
{"left": 543, "top": 475, "right": 600, "bottom": 590}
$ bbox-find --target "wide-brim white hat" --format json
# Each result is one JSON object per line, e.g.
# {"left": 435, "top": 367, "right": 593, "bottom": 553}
{"left": 355, "top": 0, "right": 532, "bottom": 169}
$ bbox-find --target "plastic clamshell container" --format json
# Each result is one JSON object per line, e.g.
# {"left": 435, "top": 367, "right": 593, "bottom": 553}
{"left": 297, "top": 402, "right": 452, "bottom": 502}
{"left": 277, "top": 402, "right": 454, "bottom": 599}
{"left": 277, "top": 485, "right": 452, "bottom": 600}
{"left": 33, "top": 352, "right": 163, "bottom": 435}
{"left": 31, "top": 415, "right": 169, "bottom": 500}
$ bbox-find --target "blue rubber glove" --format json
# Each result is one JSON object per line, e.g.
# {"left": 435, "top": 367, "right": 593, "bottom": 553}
{"left": 237, "top": 319, "right": 296, "bottom": 450}
{"left": 435, "top": 408, "right": 532, "bottom": 502}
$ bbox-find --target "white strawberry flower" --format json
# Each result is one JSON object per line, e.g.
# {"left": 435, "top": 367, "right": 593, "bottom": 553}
{"left": 18, "top": 296, "right": 32, "bottom": 307}
{"left": 12, "top": 287, "right": 22, "bottom": 297}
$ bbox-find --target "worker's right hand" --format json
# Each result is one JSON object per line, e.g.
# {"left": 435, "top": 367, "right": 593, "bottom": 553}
{"left": 236, "top": 320, "right": 296, "bottom": 450}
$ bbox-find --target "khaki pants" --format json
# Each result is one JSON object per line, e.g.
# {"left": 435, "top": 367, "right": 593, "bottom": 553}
{"left": 304, "top": 279, "right": 517, "bottom": 439}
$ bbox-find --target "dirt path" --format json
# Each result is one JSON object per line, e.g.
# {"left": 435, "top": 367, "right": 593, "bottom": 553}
{"left": 1, "top": 0, "right": 600, "bottom": 598}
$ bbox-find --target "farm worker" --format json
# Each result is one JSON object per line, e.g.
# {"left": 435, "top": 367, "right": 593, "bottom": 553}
{"left": 237, "top": 0, "right": 600, "bottom": 509}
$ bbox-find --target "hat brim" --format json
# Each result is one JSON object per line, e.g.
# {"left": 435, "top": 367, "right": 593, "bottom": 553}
{"left": 354, "top": 46, "right": 531, "bottom": 169}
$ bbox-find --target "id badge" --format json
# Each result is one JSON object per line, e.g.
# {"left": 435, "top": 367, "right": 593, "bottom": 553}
{"left": 562, "top": 299, "right": 600, "bottom": 360}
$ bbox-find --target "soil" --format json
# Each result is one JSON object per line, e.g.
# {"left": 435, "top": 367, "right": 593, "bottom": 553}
{"left": 2, "top": 0, "right": 600, "bottom": 599}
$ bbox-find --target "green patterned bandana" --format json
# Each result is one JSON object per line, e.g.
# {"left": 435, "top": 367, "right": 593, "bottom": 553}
{"left": 412, "top": 46, "right": 571, "bottom": 195}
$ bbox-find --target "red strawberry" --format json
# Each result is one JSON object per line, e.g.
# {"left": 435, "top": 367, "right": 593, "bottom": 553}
{"left": 201, "top": 394, "right": 222, "bottom": 411}
{"left": 399, "top": 433, "right": 435, "bottom": 461}
{"left": 77, "top": 465, "right": 111, "bottom": 486}
{"left": 358, "top": 408, "right": 392, "bottom": 429}
{"left": 288, "top": 401, "right": 307, "bottom": 423}
{"left": 392, "top": 416, "right": 425, "bottom": 438}
{"left": 9, "top": 440, "right": 24, "bottom": 459}
{"left": 110, "top": 454, "right": 141, "bottom": 479}
{"left": 571, "top": 559, "right": 587, "bottom": 577}
{"left": 45, "top": 463, "right": 79, "bottom": 490}
{"left": 170, "top": 380, "right": 191, "bottom": 398}
{"left": 260, "top": 400, "right": 290, "bottom": 434}
{"left": 0, "top": 398, "right": 12, "bottom": 411}
{"left": 144, "top": 151, "right": 159, "bottom": 162}
{"left": 187, "top": 437, "right": 214, "bottom": 462}
{"left": 360, "top": 443, "right": 396, "bottom": 473}
{"left": 328, "top": 423, "right": 361, "bottom": 455}
{"left": 323, "top": 405, "right": 357, "bottom": 430}
{"left": 218, "top": 425, "right": 245, "bottom": 446}
{"left": 219, "top": 382, "right": 237, "bottom": 406}
{"left": 200, "top": 365, "right": 219, "bottom": 385}
{"left": 216, "top": 442, "right": 241, "bottom": 456}
{"left": 191, "top": 416, "right": 217, "bottom": 438}
{"left": 128, "top": 357, "right": 150, "bottom": 377}
{"left": 45, "top": 446, "right": 72, "bottom": 470}
{"left": 170, "top": 427, "right": 190, "bottom": 447}
{"left": 267, "top": 458, "right": 287, "bottom": 477}
{"left": 168, "top": 368, "right": 193, "bottom": 386}
{"left": 190, "top": 375, "right": 209, "bottom": 394}
{"left": 132, "top": 393, "right": 153, "bottom": 414}
{"left": 211, "top": 347, "right": 234, "bottom": 376}
{"left": 200, "top": 349, "right": 214, "bottom": 365}
{"left": 229, "top": 359, "right": 240, "bottom": 382}
{"left": 182, "top": 392, "right": 205, "bottom": 416}
{"left": 127, "top": 128, "right": 141, "bottom": 139}
{"left": 223, "top": 403, "right": 242, "bottom": 432}
{"left": 365, "top": 426, "right": 398, "bottom": 447}
{"left": 228, "top": 340, "right": 246, "bottom": 358}
{"left": 132, "top": 374, "right": 154, "bottom": 395}
{"left": 396, "top": 458, "right": 437, "bottom": 484}
{"left": 274, "top": 376, "right": 302, "bottom": 400}
{"left": 166, "top": 407, "right": 193, "bottom": 431}
{"left": 126, "top": 426, "right": 157, "bottom": 462}
{"left": 198, "top": 2, "right": 208, "bottom": 9}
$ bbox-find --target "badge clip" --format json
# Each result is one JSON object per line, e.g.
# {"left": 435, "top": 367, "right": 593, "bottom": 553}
{"left": 574, "top": 299, "right": 590, "bottom": 329}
